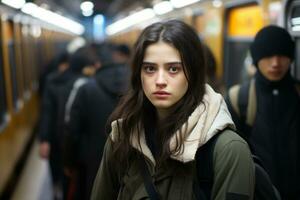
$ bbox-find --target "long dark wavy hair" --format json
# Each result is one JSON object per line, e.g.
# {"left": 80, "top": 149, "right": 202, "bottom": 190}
{"left": 108, "top": 20, "right": 206, "bottom": 168}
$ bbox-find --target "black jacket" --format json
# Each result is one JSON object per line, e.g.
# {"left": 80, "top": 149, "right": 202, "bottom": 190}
{"left": 39, "top": 69, "right": 78, "bottom": 144}
{"left": 38, "top": 69, "right": 77, "bottom": 181}
{"left": 64, "top": 63, "right": 130, "bottom": 199}
{"left": 227, "top": 70, "right": 300, "bottom": 200}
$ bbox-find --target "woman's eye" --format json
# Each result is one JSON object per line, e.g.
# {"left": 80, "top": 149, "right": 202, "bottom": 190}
{"left": 143, "top": 65, "right": 155, "bottom": 73}
{"left": 169, "top": 66, "right": 179, "bottom": 73}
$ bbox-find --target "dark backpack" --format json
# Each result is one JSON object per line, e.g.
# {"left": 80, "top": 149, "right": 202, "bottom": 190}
{"left": 195, "top": 131, "right": 281, "bottom": 200}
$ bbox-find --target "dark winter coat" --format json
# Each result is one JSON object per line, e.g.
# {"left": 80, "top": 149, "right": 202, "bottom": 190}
{"left": 63, "top": 63, "right": 130, "bottom": 199}
{"left": 226, "top": 70, "right": 300, "bottom": 200}
{"left": 38, "top": 69, "right": 76, "bottom": 182}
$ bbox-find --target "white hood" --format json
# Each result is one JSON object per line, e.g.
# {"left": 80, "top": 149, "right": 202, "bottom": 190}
{"left": 110, "top": 84, "right": 235, "bottom": 165}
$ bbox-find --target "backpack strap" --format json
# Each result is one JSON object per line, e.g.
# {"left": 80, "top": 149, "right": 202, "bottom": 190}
{"left": 195, "top": 132, "right": 222, "bottom": 200}
{"left": 238, "top": 79, "right": 256, "bottom": 126}
{"left": 139, "top": 158, "right": 160, "bottom": 200}
{"left": 228, "top": 84, "right": 241, "bottom": 116}
{"left": 228, "top": 79, "right": 256, "bottom": 127}
{"left": 64, "top": 77, "right": 88, "bottom": 123}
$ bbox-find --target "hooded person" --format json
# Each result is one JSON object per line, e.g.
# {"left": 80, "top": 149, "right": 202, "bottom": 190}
{"left": 62, "top": 42, "right": 131, "bottom": 200}
{"left": 226, "top": 25, "right": 300, "bottom": 200}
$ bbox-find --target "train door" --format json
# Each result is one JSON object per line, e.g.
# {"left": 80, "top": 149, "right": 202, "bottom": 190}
{"left": 223, "top": 3, "right": 263, "bottom": 88}
{"left": 285, "top": 0, "right": 300, "bottom": 80}
{"left": 0, "top": 18, "right": 7, "bottom": 129}
{"left": 6, "top": 20, "right": 20, "bottom": 112}
{"left": 20, "top": 23, "right": 31, "bottom": 100}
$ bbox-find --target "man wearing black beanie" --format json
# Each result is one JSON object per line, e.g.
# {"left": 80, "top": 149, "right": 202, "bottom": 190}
{"left": 226, "top": 25, "right": 300, "bottom": 200}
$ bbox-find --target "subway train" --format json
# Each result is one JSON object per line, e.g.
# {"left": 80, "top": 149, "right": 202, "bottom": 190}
{"left": 0, "top": 0, "right": 299, "bottom": 198}
{"left": 0, "top": 3, "right": 81, "bottom": 198}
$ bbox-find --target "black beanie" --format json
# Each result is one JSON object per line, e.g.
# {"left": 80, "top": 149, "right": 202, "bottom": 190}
{"left": 250, "top": 25, "right": 295, "bottom": 67}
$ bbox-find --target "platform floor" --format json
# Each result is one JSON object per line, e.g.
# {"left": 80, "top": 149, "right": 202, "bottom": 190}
{"left": 11, "top": 140, "right": 53, "bottom": 200}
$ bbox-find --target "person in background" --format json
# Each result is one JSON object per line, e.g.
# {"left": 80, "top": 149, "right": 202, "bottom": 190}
{"left": 91, "top": 20, "right": 254, "bottom": 200}
{"left": 203, "top": 44, "right": 224, "bottom": 94}
{"left": 38, "top": 51, "right": 70, "bottom": 200}
{"left": 63, "top": 43, "right": 130, "bottom": 200}
{"left": 111, "top": 43, "right": 131, "bottom": 65}
{"left": 226, "top": 25, "right": 300, "bottom": 199}
{"left": 38, "top": 51, "right": 69, "bottom": 96}
{"left": 39, "top": 45, "right": 99, "bottom": 200}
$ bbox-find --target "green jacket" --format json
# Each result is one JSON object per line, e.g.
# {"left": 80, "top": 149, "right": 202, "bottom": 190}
{"left": 91, "top": 129, "right": 254, "bottom": 200}
{"left": 91, "top": 86, "right": 254, "bottom": 200}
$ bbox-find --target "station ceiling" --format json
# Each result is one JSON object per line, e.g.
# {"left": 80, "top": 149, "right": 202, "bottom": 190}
{"left": 34, "top": 0, "right": 154, "bottom": 21}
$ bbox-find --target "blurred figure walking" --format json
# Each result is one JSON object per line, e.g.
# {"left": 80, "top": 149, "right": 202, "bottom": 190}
{"left": 63, "top": 43, "right": 130, "bottom": 200}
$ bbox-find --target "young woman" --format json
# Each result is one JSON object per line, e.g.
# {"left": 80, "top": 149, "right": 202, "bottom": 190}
{"left": 91, "top": 20, "right": 254, "bottom": 200}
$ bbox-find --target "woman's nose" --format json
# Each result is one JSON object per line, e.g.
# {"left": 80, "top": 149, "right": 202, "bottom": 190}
{"left": 155, "top": 70, "right": 167, "bottom": 87}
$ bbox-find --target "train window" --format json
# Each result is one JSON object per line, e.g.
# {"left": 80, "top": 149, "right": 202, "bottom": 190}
{"left": 0, "top": 42, "right": 7, "bottom": 126}
{"left": 291, "top": 5, "right": 300, "bottom": 31}
{"left": 8, "top": 39, "right": 19, "bottom": 110}
{"left": 14, "top": 23, "right": 25, "bottom": 99}
{"left": 8, "top": 21, "right": 19, "bottom": 111}
{"left": 0, "top": 18, "right": 7, "bottom": 127}
{"left": 286, "top": 0, "right": 300, "bottom": 80}
{"left": 21, "top": 25, "right": 31, "bottom": 99}
{"left": 224, "top": 4, "right": 263, "bottom": 88}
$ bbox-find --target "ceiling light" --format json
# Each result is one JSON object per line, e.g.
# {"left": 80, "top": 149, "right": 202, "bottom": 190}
{"left": 292, "top": 26, "right": 300, "bottom": 31}
{"left": 292, "top": 17, "right": 300, "bottom": 26}
{"left": 82, "top": 9, "right": 94, "bottom": 17}
{"left": 21, "top": 3, "right": 85, "bottom": 35}
{"left": 2, "top": 0, "right": 25, "bottom": 9}
{"left": 170, "top": 0, "right": 200, "bottom": 8}
{"left": 212, "top": 0, "right": 222, "bottom": 8}
{"left": 153, "top": 1, "right": 173, "bottom": 15}
{"left": 106, "top": 8, "right": 155, "bottom": 35}
{"left": 93, "top": 14, "right": 105, "bottom": 41}
{"left": 80, "top": 1, "right": 94, "bottom": 12}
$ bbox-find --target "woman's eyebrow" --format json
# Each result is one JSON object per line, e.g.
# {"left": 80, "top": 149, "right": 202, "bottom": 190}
{"left": 165, "top": 62, "right": 182, "bottom": 65}
{"left": 142, "top": 61, "right": 182, "bottom": 66}
{"left": 142, "top": 62, "right": 156, "bottom": 65}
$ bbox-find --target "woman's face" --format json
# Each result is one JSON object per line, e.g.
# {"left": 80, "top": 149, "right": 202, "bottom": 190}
{"left": 141, "top": 42, "right": 188, "bottom": 118}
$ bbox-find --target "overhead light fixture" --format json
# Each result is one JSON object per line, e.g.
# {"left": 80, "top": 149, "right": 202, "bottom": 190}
{"left": 212, "top": 0, "right": 222, "bottom": 8}
{"left": 170, "top": 0, "right": 200, "bottom": 8}
{"left": 292, "top": 17, "right": 300, "bottom": 26}
{"left": 106, "top": 8, "right": 155, "bottom": 35}
{"left": 82, "top": 9, "right": 94, "bottom": 17}
{"left": 292, "top": 17, "right": 300, "bottom": 31}
{"left": 21, "top": 3, "right": 85, "bottom": 35}
{"left": 93, "top": 14, "right": 105, "bottom": 41}
{"left": 292, "top": 26, "right": 300, "bottom": 31}
{"left": 153, "top": 1, "right": 173, "bottom": 15}
{"left": 2, "top": 0, "right": 25, "bottom": 9}
{"left": 80, "top": 1, "right": 94, "bottom": 12}
{"left": 80, "top": 1, "right": 94, "bottom": 17}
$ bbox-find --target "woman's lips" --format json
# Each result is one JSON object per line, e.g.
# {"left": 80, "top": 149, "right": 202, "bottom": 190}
{"left": 153, "top": 91, "right": 170, "bottom": 98}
